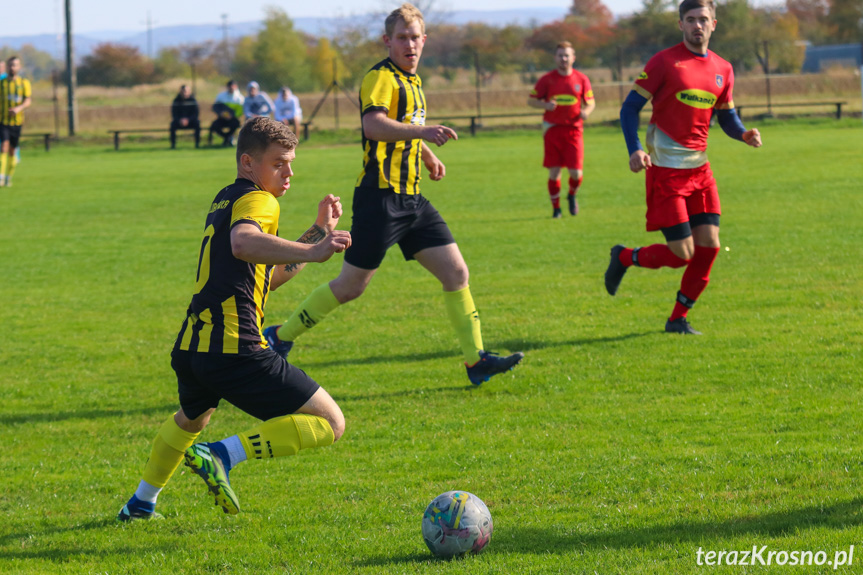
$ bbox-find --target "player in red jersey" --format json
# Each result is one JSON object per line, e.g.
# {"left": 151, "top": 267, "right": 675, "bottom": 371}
{"left": 528, "top": 41, "right": 595, "bottom": 218}
{"left": 605, "top": 0, "right": 762, "bottom": 334}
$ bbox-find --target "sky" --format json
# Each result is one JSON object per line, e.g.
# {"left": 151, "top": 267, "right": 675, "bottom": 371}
{"left": 4, "top": 0, "right": 645, "bottom": 37}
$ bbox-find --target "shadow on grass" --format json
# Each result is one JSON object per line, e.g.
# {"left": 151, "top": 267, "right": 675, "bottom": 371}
{"left": 354, "top": 498, "right": 863, "bottom": 567}
{"left": 0, "top": 404, "right": 178, "bottom": 426}
{"left": 502, "top": 497, "right": 863, "bottom": 553}
{"left": 300, "top": 332, "right": 653, "bottom": 370}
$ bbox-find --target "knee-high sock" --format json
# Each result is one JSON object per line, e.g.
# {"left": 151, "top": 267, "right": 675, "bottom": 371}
{"left": 278, "top": 283, "right": 341, "bottom": 341}
{"left": 443, "top": 286, "right": 483, "bottom": 364}
{"left": 547, "top": 179, "right": 561, "bottom": 209}
{"left": 0, "top": 153, "right": 7, "bottom": 181}
{"left": 671, "top": 245, "right": 720, "bottom": 320}
{"left": 141, "top": 414, "right": 201, "bottom": 489}
{"left": 568, "top": 176, "right": 582, "bottom": 196}
{"left": 621, "top": 244, "right": 689, "bottom": 269}
{"left": 238, "top": 414, "right": 334, "bottom": 460}
{"left": 7, "top": 153, "right": 17, "bottom": 178}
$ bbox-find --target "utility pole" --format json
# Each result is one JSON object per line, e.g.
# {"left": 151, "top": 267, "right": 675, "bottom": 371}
{"left": 145, "top": 11, "right": 155, "bottom": 59}
{"left": 64, "top": 0, "right": 77, "bottom": 136}
{"left": 763, "top": 40, "right": 772, "bottom": 117}
{"left": 221, "top": 13, "right": 230, "bottom": 75}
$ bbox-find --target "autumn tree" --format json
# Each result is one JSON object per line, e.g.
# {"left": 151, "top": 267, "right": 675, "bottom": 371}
{"left": 77, "top": 43, "right": 156, "bottom": 86}
{"left": 252, "top": 7, "right": 313, "bottom": 92}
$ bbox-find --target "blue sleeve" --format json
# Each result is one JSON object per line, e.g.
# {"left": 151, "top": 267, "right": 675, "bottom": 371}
{"left": 620, "top": 91, "right": 648, "bottom": 156}
{"left": 716, "top": 108, "right": 746, "bottom": 141}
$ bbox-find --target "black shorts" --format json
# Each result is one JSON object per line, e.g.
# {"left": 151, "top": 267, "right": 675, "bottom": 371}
{"left": 344, "top": 187, "right": 455, "bottom": 270}
{"left": 0, "top": 124, "right": 22, "bottom": 149}
{"left": 171, "top": 348, "right": 319, "bottom": 421}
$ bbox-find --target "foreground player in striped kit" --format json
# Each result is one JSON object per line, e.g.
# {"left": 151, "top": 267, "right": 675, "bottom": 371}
{"left": 118, "top": 117, "right": 352, "bottom": 520}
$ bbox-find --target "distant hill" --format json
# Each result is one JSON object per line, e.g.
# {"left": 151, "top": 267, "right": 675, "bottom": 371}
{"left": 0, "top": 7, "right": 568, "bottom": 61}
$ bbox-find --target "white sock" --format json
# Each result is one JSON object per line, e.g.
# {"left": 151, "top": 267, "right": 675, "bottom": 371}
{"left": 223, "top": 435, "right": 248, "bottom": 467}
{"left": 134, "top": 480, "right": 162, "bottom": 504}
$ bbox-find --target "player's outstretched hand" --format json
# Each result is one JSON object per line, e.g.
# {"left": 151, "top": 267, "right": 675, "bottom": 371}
{"left": 315, "top": 194, "right": 343, "bottom": 233}
{"left": 423, "top": 125, "right": 458, "bottom": 147}
{"left": 743, "top": 128, "right": 762, "bottom": 148}
{"left": 629, "top": 150, "right": 652, "bottom": 173}
{"left": 312, "top": 230, "right": 352, "bottom": 262}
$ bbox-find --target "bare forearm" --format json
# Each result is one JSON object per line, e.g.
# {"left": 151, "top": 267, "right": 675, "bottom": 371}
{"left": 363, "top": 114, "right": 423, "bottom": 142}
{"left": 272, "top": 224, "right": 327, "bottom": 288}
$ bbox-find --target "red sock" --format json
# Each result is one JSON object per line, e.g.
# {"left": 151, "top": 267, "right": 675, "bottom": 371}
{"left": 670, "top": 245, "right": 720, "bottom": 320}
{"left": 633, "top": 244, "right": 689, "bottom": 269}
{"left": 568, "top": 176, "right": 582, "bottom": 197}
{"left": 547, "top": 179, "right": 561, "bottom": 208}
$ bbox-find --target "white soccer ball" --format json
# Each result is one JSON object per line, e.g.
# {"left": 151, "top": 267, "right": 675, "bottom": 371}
{"left": 421, "top": 490, "right": 493, "bottom": 558}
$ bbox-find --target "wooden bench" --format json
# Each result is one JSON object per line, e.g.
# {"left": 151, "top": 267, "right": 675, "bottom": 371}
{"left": 20, "top": 133, "right": 55, "bottom": 151}
{"left": 108, "top": 128, "right": 199, "bottom": 150}
{"left": 737, "top": 101, "right": 847, "bottom": 120}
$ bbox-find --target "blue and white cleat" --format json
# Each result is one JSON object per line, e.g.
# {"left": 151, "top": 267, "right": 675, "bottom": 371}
{"left": 263, "top": 325, "right": 293, "bottom": 359}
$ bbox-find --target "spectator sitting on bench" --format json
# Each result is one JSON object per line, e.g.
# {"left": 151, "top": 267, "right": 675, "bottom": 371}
{"left": 170, "top": 84, "right": 200, "bottom": 149}
{"left": 243, "top": 81, "right": 275, "bottom": 119}
{"left": 209, "top": 79, "right": 244, "bottom": 147}
{"left": 274, "top": 86, "right": 303, "bottom": 134}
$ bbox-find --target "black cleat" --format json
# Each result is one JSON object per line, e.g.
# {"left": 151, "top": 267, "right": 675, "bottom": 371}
{"left": 568, "top": 194, "right": 578, "bottom": 216}
{"left": 604, "top": 244, "right": 628, "bottom": 296}
{"left": 665, "top": 317, "right": 702, "bottom": 335}
{"left": 466, "top": 350, "right": 524, "bottom": 385}
{"left": 552, "top": 208, "right": 562, "bottom": 219}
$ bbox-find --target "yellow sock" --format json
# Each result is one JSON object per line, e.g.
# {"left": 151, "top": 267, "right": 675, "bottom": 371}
{"left": 443, "top": 286, "right": 483, "bottom": 364}
{"left": 7, "top": 153, "right": 17, "bottom": 179}
{"left": 278, "top": 283, "right": 341, "bottom": 341}
{"left": 238, "top": 414, "right": 334, "bottom": 459}
{"left": 141, "top": 414, "right": 201, "bottom": 488}
{"left": 0, "top": 153, "right": 7, "bottom": 182}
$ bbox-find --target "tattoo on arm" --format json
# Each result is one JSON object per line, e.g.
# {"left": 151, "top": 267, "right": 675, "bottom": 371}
{"left": 283, "top": 224, "right": 327, "bottom": 273}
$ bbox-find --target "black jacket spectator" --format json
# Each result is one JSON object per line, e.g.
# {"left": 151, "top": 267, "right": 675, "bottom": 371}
{"left": 170, "top": 85, "right": 201, "bottom": 149}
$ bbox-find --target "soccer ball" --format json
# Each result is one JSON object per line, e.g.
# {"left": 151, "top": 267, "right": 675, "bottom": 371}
{"left": 421, "top": 491, "right": 493, "bottom": 558}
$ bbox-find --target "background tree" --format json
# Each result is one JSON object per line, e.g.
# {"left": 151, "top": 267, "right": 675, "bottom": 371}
{"left": 77, "top": 43, "right": 156, "bottom": 86}
{"left": 825, "top": 0, "right": 863, "bottom": 42}
{"left": 786, "top": 0, "right": 831, "bottom": 44}
{"left": 252, "top": 7, "right": 312, "bottom": 92}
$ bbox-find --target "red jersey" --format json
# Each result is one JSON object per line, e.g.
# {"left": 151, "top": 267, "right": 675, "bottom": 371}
{"left": 531, "top": 69, "right": 594, "bottom": 127}
{"left": 634, "top": 43, "right": 734, "bottom": 168}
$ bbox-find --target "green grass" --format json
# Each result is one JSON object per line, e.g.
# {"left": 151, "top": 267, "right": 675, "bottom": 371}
{"left": 1, "top": 118, "right": 862, "bottom": 574}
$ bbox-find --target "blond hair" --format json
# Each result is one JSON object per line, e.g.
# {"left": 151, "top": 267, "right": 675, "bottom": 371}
{"left": 236, "top": 116, "right": 298, "bottom": 162}
{"left": 385, "top": 3, "right": 425, "bottom": 37}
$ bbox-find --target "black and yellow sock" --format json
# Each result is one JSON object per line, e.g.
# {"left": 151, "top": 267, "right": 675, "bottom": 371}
{"left": 141, "top": 414, "right": 201, "bottom": 489}
{"left": 443, "top": 286, "right": 483, "bottom": 365}
{"left": 238, "top": 414, "right": 334, "bottom": 459}
{"left": 278, "top": 283, "right": 341, "bottom": 341}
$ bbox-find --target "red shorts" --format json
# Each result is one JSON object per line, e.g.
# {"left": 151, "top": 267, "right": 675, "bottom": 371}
{"left": 543, "top": 125, "right": 583, "bottom": 170}
{"left": 645, "top": 163, "right": 720, "bottom": 232}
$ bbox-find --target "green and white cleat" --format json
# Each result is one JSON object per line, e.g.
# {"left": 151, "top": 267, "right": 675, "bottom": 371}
{"left": 184, "top": 443, "right": 240, "bottom": 515}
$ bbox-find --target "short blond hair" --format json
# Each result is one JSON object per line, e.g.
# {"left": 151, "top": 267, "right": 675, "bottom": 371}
{"left": 556, "top": 41, "right": 573, "bottom": 51}
{"left": 385, "top": 3, "right": 425, "bottom": 37}
{"left": 236, "top": 116, "right": 298, "bottom": 162}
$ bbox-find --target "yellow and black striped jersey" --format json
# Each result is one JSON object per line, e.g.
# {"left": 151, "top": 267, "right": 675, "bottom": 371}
{"left": 0, "top": 76, "right": 32, "bottom": 126}
{"left": 175, "top": 178, "right": 279, "bottom": 354}
{"left": 355, "top": 58, "right": 426, "bottom": 194}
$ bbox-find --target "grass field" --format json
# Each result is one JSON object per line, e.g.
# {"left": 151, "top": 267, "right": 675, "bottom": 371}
{"left": 1, "top": 119, "right": 862, "bottom": 574}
